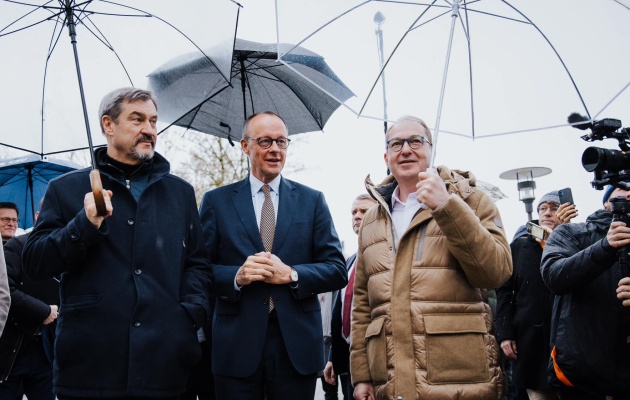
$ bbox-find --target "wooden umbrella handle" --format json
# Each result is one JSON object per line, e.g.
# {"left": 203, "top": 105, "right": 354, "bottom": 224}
{"left": 90, "top": 169, "right": 108, "bottom": 216}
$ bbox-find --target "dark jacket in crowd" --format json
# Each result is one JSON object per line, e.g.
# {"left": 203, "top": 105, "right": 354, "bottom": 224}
{"left": 495, "top": 222, "right": 554, "bottom": 390}
{"left": 541, "top": 209, "right": 630, "bottom": 397}
{"left": 22, "top": 148, "right": 212, "bottom": 398}
{"left": 0, "top": 233, "right": 58, "bottom": 382}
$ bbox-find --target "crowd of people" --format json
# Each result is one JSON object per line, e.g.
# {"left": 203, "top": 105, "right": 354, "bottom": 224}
{"left": 0, "top": 86, "right": 628, "bottom": 400}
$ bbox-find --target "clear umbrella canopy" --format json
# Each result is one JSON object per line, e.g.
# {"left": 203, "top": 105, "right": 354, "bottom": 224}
{"left": 0, "top": 0, "right": 240, "bottom": 158}
{"left": 275, "top": 0, "right": 630, "bottom": 146}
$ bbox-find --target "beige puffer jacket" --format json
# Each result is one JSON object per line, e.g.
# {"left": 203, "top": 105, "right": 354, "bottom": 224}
{"left": 350, "top": 166, "right": 512, "bottom": 400}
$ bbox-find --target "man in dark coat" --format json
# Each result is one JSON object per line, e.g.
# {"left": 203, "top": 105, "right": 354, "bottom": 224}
{"left": 0, "top": 203, "right": 59, "bottom": 400}
{"left": 22, "top": 87, "right": 212, "bottom": 399}
{"left": 199, "top": 111, "right": 347, "bottom": 400}
{"left": 541, "top": 184, "right": 630, "bottom": 399}
{"left": 324, "top": 193, "right": 376, "bottom": 400}
{"left": 496, "top": 191, "right": 562, "bottom": 400}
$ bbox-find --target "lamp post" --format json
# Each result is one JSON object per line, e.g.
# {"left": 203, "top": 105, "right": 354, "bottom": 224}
{"left": 500, "top": 167, "right": 552, "bottom": 221}
{"left": 374, "top": 11, "right": 387, "bottom": 135}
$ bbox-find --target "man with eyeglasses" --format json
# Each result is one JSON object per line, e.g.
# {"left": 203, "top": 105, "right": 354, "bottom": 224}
{"left": 199, "top": 111, "right": 347, "bottom": 400}
{"left": 0, "top": 203, "right": 19, "bottom": 243}
{"left": 350, "top": 115, "right": 512, "bottom": 400}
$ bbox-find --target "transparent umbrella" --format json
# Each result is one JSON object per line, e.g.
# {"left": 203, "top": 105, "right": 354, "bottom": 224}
{"left": 274, "top": 0, "right": 630, "bottom": 165}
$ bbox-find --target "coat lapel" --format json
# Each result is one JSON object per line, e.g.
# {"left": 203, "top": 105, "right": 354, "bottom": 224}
{"left": 273, "top": 177, "right": 298, "bottom": 253}
{"left": 231, "top": 177, "right": 265, "bottom": 251}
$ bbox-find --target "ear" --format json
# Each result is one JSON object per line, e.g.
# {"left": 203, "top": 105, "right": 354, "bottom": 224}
{"left": 384, "top": 151, "right": 389, "bottom": 168}
{"left": 102, "top": 115, "right": 115, "bottom": 138}
{"left": 241, "top": 138, "right": 250, "bottom": 156}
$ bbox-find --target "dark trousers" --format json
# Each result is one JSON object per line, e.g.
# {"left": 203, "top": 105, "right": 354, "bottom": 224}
{"left": 340, "top": 373, "right": 352, "bottom": 400}
{"left": 559, "top": 387, "right": 630, "bottom": 400}
{"left": 0, "top": 338, "right": 54, "bottom": 400}
{"left": 59, "top": 398, "right": 179, "bottom": 400}
{"left": 181, "top": 341, "right": 214, "bottom": 400}
{"left": 214, "top": 315, "right": 317, "bottom": 400}
{"left": 320, "top": 375, "right": 338, "bottom": 400}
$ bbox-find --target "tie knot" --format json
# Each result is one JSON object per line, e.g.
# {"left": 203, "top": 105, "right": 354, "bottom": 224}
{"left": 261, "top": 184, "right": 271, "bottom": 196}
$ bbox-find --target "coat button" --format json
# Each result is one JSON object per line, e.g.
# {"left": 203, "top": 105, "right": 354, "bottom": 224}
{"left": 127, "top": 218, "right": 134, "bottom": 225}
{"left": 134, "top": 269, "right": 142, "bottom": 275}
{"left": 133, "top": 322, "right": 141, "bottom": 327}
{"left": 70, "top": 232, "right": 78, "bottom": 240}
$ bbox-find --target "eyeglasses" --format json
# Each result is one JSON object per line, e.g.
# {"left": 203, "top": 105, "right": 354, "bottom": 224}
{"left": 246, "top": 136, "right": 291, "bottom": 149}
{"left": 386, "top": 135, "right": 432, "bottom": 152}
{"left": 0, "top": 217, "right": 19, "bottom": 225}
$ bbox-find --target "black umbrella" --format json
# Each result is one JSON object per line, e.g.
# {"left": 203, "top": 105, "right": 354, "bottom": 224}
{"left": 148, "top": 38, "right": 354, "bottom": 143}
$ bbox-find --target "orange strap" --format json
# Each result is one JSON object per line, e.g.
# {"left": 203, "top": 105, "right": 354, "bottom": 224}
{"left": 551, "top": 346, "right": 574, "bottom": 387}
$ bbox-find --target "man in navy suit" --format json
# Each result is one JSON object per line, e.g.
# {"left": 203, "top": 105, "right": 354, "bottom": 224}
{"left": 199, "top": 111, "right": 347, "bottom": 400}
{"left": 324, "top": 193, "right": 376, "bottom": 400}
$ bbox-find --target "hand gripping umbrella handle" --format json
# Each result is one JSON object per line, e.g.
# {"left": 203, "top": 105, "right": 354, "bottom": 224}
{"left": 89, "top": 170, "right": 108, "bottom": 216}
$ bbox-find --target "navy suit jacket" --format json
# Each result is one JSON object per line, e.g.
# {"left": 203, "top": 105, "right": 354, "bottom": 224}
{"left": 329, "top": 253, "right": 355, "bottom": 376}
{"left": 199, "top": 176, "right": 347, "bottom": 377}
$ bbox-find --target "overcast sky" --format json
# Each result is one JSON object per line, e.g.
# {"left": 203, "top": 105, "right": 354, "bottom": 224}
{"left": 1, "top": 0, "right": 629, "bottom": 255}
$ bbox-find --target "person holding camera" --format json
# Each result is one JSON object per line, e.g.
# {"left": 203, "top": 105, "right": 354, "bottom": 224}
{"left": 496, "top": 191, "right": 563, "bottom": 400}
{"left": 541, "top": 184, "right": 630, "bottom": 400}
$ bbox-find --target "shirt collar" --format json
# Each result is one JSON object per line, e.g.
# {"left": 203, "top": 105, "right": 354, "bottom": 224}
{"left": 249, "top": 174, "right": 281, "bottom": 196}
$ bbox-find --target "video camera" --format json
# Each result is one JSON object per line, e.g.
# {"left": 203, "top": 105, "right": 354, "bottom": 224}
{"left": 569, "top": 113, "right": 630, "bottom": 190}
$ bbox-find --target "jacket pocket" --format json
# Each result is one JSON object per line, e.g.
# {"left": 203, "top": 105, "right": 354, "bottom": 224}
{"left": 424, "top": 313, "right": 489, "bottom": 384}
{"left": 365, "top": 317, "right": 387, "bottom": 385}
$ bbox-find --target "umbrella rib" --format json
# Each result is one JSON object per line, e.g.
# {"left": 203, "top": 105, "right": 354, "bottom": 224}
{"left": 0, "top": 1, "right": 64, "bottom": 36}
{"left": 100, "top": 0, "right": 239, "bottom": 85}
{"left": 277, "top": 0, "right": 371, "bottom": 57}
{"left": 461, "top": 1, "right": 476, "bottom": 139}
{"left": 359, "top": 0, "right": 438, "bottom": 116}
{"left": 501, "top": 0, "right": 591, "bottom": 120}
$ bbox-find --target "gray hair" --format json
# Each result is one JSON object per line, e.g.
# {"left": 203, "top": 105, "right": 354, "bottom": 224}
{"left": 242, "top": 111, "right": 288, "bottom": 139}
{"left": 354, "top": 193, "right": 374, "bottom": 203}
{"left": 98, "top": 87, "right": 158, "bottom": 134}
{"left": 385, "top": 115, "right": 433, "bottom": 145}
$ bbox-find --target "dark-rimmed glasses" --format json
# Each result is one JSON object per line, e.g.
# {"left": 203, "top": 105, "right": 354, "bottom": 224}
{"left": 246, "top": 136, "right": 291, "bottom": 149}
{"left": 386, "top": 135, "right": 432, "bottom": 152}
{"left": 0, "top": 217, "right": 19, "bottom": 225}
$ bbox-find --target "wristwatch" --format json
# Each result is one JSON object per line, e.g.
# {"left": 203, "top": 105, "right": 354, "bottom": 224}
{"left": 290, "top": 268, "right": 299, "bottom": 283}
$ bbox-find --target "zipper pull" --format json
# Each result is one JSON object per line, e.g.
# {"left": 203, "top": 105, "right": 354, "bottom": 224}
{"left": 126, "top": 179, "right": 130, "bottom": 189}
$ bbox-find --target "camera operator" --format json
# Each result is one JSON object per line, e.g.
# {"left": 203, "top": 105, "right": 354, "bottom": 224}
{"left": 541, "top": 183, "right": 630, "bottom": 400}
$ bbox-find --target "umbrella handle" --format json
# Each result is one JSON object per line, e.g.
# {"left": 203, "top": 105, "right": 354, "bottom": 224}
{"left": 89, "top": 170, "right": 108, "bottom": 216}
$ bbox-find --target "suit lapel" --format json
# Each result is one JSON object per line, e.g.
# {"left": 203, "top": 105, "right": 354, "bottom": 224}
{"left": 273, "top": 177, "right": 298, "bottom": 253}
{"left": 232, "top": 178, "right": 265, "bottom": 251}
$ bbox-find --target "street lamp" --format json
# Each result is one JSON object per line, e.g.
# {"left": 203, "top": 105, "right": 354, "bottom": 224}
{"left": 499, "top": 167, "right": 552, "bottom": 221}
{"left": 374, "top": 11, "right": 388, "bottom": 135}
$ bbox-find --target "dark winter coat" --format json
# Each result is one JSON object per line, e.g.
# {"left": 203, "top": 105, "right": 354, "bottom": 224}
{"left": 541, "top": 209, "right": 630, "bottom": 397}
{"left": 495, "top": 224, "right": 554, "bottom": 390}
{"left": 23, "top": 148, "right": 212, "bottom": 398}
{"left": 0, "top": 233, "right": 58, "bottom": 382}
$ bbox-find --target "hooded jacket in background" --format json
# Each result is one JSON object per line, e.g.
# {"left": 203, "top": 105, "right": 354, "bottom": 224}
{"left": 350, "top": 165, "right": 512, "bottom": 400}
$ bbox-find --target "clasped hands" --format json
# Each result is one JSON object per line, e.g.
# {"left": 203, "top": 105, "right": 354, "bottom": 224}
{"left": 236, "top": 252, "right": 292, "bottom": 286}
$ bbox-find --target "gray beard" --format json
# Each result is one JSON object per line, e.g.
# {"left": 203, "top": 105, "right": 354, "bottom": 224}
{"left": 131, "top": 146, "right": 154, "bottom": 161}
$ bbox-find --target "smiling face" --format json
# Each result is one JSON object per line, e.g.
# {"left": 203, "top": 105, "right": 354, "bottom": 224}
{"left": 384, "top": 119, "right": 432, "bottom": 187}
{"left": 241, "top": 113, "right": 288, "bottom": 183}
{"left": 0, "top": 207, "right": 18, "bottom": 242}
{"left": 103, "top": 99, "right": 158, "bottom": 165}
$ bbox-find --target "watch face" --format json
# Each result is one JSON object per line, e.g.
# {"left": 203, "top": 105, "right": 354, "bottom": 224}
{"left": 291, "top": 269, "right": 298, "bottom": 282}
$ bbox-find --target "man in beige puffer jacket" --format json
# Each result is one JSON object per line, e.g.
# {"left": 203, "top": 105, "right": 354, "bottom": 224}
{"left": 350, "top": 116, "right": 512, "bottom": 400}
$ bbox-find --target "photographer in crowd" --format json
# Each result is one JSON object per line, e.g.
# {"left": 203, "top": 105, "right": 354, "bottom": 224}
{"left": 541, "top": 183, "right": 630, "bottom": 400}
